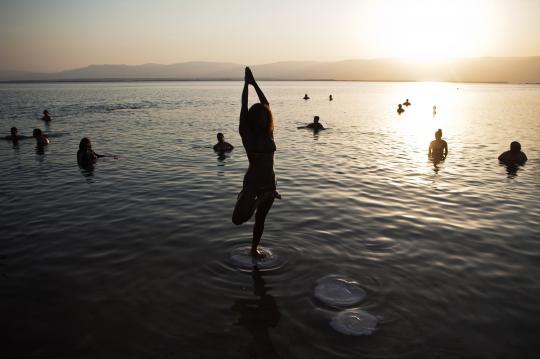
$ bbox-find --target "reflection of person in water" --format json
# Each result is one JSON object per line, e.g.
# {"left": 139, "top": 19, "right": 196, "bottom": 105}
{"left": 232, "top": 67, "right": 280, "bottom": 258}
{"left": 428, "top": 129, "right": 448, "bottom": 164}
{"left": 498, "top": 141, "right": 527, "bottom": 167}
{"left": 298, "top": 116, "right": 325, "bottom": 131}
{"left": 231, "top": 268, "right": 281, "bottom": 359}
{"left": 213, "top": 132, "right": 234, "bottom": 152}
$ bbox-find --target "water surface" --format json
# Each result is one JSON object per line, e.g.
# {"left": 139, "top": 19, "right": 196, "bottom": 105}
{"left": 1, "top": 81, "right": 539, "bottom": 358}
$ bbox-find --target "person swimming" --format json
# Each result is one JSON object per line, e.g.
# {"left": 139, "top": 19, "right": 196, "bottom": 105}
{"left": 41, "top": 110, "right": 52, "bottom": 122}
{"left": 428, "top": 129, "right": 448, "bottom": 164}
{"left": 298, "top": 116, "right": 325, "bottom": 131}
{"left": 232, "top": 67, "right": 280, "bottom": 258}
{"left": 213, "top": 132, "right": 234, "bottom": 152}
{"left": 403, "top": 99, "right": 411, "bottom": 106}
{"left": 4, "top": 127, "right": 31, "bottom": 143}
{"left": 329, "top": 94, "right": 333, "bottom": 101}
{"left": 77, "top": 137, "right": 105, "bottom": 165}
{"left": 498, "top": 141, "right": 527, "bottom": 166}
{"left": 303, "top": 94, "right": 310, "bottom": 100}
{"left": 32, "top": 128, "right": 49, "bottom": 147}
{"left": 433, "top": 105, "right": 437, "bottom": 117}
{"left": 397, "top": 104, "right": 404, "bottom": 114}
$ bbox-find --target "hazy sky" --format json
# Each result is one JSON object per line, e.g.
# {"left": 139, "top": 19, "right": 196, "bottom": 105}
{"left": 1, "top": 0, "right": 539, "bottom": 72}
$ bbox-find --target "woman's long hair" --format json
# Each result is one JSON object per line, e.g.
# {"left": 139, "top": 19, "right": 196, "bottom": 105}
{"left": 247, "top": 103, "right": 274, "bottom": 135}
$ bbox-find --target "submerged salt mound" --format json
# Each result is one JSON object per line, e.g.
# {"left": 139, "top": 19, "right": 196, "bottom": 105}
{"left": 229, "top": 246, "right": 281, "bottom": 270}
{"left": 314, "top": 275, "right": 367, "bottom": 308}
{"left": 330, "top": 310, "right": 379, "bottom": 336}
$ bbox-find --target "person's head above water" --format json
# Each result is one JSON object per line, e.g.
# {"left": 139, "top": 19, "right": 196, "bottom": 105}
{"left": 313, "top": 116, "right": 320, "bottom": 123}
{"left": 33, "top": 128, "right": 42, "bottom": 137}
{"left": 43, "top": 110, "right": 49, "bottom": 115}
{"left": 435, "top": 129, "right": 442, "bottom": 140}
{"left": 510, "top": 141, "right": 521, "bottom": 153}
{"left": 247, "top": 103, "right": 273, "bottom": 134}
{"left": 10, "top": 127, "right": 17, "bottom": 136}
{"left": 79, "top": 137, "right": 92, "bottom": 151}
{"left": 398, "top": 104, "right": 403, "bottom": 108}
{"left": 216, "top": 132, "right": 225, "bottom": 143}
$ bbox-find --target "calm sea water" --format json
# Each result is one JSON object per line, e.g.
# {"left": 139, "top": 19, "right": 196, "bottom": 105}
{"left": 1, "top": 81, "right": 539, "bottom": 358}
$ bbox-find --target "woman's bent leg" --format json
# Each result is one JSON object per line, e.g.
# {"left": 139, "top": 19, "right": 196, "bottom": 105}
{"left": 232, "top": 190, "right": 257, "bottom": 225}
{"left": 251, "top": 192, "right": 275, "bottom": 254}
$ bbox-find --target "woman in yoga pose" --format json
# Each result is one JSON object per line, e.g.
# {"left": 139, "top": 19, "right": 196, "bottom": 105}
{"left": 232, "top": 67, "right": 280, "bottom": 258}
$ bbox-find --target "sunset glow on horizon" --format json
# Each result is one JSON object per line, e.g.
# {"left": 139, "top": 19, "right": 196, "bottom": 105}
{"left": 1, "top": 0, "right": 539, "bottom": 72}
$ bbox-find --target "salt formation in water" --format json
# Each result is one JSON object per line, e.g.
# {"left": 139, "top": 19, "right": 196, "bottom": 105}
{"left": 229, "top": 246, "right": 281, "bottom": 270}
{"left": 314, "top": 275, "right": 366, "bottom": 308}
{"left": 330, "top": 310, "right": 379, "bottom": 336}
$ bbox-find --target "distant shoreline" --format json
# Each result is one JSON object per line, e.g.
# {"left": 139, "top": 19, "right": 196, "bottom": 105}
{"left": 0, "top": 78, "right": 531, "bottom": 85}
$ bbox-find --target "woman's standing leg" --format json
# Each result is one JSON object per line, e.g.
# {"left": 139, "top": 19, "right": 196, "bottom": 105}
{"left": 251, "top": 192, "right": 275, "bottom": 255}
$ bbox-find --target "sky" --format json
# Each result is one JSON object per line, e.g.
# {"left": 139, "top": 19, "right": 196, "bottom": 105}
{"left": 1, "top": 0, "right": 539, "bottom": 72}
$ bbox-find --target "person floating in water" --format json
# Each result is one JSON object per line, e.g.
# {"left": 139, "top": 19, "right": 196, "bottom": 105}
{"left": 298, "top": 116, "right": 325, "bottom": 131}
{"left": 498, "top": 141, "right": 527, "bottom": 166}
{"left": 41, "top": 110, "right": 52, "bottom": 122}
{"left": 213, "top": 132, "right": 234, "bottom": 153}
{"left": 4, "top": 127, "right": 32, "bottom": 143}
{"left": 403, "top": 99, "right": 411, "bottom": 106}
{"left": 397, "top": 104, "right": 404, "bottom": 114}
{"left": 232, "top": 67, "right": 280, "bottom": 258}
{"left": 329, "top": 94, "right": 333, "bottom": 101}
{"left": 433, "top": 105, "right": 437, "bottom": 117}
{"left": 303, "top": 94, "right": 310, "bottom": 100}
{"left": 77, "top": 137, "right": 106, "bottom": 166}
{"left": 428, "top": 129, "right": 448, "bottom": 164}
{"left": 32, "top": 128, "right": 49, "bottom": 147}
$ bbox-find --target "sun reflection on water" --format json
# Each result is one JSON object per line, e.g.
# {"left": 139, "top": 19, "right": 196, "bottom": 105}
{"left": 392, "top": 82, "right": 460, "bottom": 167}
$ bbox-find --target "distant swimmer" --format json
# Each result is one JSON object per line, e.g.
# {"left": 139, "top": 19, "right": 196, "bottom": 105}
{"left": 232, "top": 67, "right": 280, "bottom": 258}
{"left": 403, "top": 99, "right": 411, "bottom": 106}
{"left": 397, "top": 104, "right": 404, "bottom": 114}
{"left": 77, "top": 137, "right": 106, "bottom": 165}
{"left": 433, "top": 105, "right": 437, "bottom": 117}
{"left": 4, "top": 127, "right": 32, "bottom": 143}
{"left": 498, "top": 141, "right": 527, "bottom": 166}
{"left": 41, "top": 110, "right": 52, "bottom": 122}
{"left": 298, "top": 116, "right": 325, "bottom": 131}
{"left": 303, "top": 94, "right": 310, "bottom": 100}
{"left": 329, "top": 94, "right": 333, "bottom": 101}
{"left": 213, "top": 132, "right": 234, "bottom": 152}
{"left": 32, "top": 128, "right": 49, "bottom": 147}
{"left": 428, "top": 129, "right": 448, "bottom": 164}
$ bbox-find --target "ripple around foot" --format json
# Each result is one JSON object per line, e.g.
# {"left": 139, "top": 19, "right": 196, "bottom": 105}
{"left": 228, "top": 245, "right": 284, "bottom": 271}
{"left": 330, "top": 310, "right": 379, "bottom": 336}
{"left": 314, "top": 275, "right": 367, "bottom": 308}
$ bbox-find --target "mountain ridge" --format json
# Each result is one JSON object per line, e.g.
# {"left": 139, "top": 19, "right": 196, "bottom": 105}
{"left": 1, "top": 57, "right": 539, "bottom": 83}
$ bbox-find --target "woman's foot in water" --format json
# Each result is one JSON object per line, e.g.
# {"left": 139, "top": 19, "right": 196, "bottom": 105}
{"left": 250, "top": 248, "right": 268, "bottom": 259}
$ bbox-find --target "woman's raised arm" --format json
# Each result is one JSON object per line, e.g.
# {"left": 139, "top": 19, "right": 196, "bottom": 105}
{"left": 246, "top": 67, "right": 269, "bottom": 106}
{"left": 239, "top": 69, "right": 249, "bottom": 134}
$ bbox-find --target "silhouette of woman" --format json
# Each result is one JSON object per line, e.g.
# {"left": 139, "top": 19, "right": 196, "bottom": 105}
{"left": 232, "top": 67, "right": 280, "bottom": 258}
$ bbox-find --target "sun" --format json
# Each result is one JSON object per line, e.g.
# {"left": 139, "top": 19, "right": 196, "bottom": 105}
{"left": 368, "top": 0, "right": 495, "bottom": 61}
